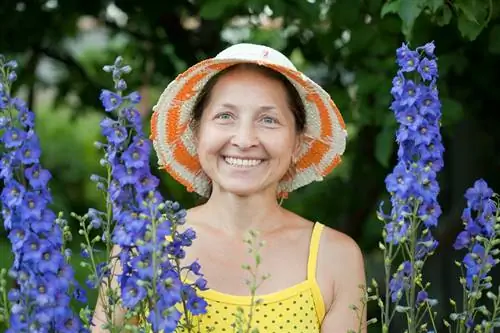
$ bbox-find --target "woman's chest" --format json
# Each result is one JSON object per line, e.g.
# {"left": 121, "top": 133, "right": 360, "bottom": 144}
{"left": 180, "top": 230, "right": 311, "bottom": 296}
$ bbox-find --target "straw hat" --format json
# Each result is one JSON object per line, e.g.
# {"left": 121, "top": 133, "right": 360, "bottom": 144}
{"left": 150, "top": 43, "right": 347, "bottom": 198}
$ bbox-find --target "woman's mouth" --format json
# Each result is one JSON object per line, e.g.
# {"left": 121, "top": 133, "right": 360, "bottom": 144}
{"left": 223, "top": 156, "right": 264, "bottom": 167}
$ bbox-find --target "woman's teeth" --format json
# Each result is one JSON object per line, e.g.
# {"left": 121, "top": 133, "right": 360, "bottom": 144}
{"left": 224, "top": 157, "right": 263, "bottom": 167}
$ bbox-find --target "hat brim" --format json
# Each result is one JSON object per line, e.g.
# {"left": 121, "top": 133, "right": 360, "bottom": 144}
{"left": 150, "top": 58, "right": 347, "bottom": 198}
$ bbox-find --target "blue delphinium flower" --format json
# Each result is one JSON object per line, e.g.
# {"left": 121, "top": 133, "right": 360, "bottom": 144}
{"left": 0, "top": 56, "right": 84, "bottom": 332}
{"left": 451, "top": 179, "right": 499, "bottom": 331}
{"left": 378, "top": 42, "right": 443, "bottom": 332}
{"left": 82, "top": 56, "right": 208, "bottom": 332}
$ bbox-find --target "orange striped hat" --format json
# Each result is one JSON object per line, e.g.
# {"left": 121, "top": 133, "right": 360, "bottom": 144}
{"left": 150, "top": 43, "right": 347, "bottom": 198}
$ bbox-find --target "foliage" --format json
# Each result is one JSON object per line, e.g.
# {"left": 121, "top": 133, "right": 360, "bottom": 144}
{"left": 1, "top": 1, "right": 500, "bottom": 332}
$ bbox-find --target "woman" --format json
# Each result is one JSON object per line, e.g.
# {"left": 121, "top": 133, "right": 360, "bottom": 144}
{"left": 93, "top": 43, "right": 366, "bottom": 332}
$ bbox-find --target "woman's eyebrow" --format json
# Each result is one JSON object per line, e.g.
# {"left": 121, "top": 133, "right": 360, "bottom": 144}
{"left": 219, "top": 103, "right": 278, "bottom": 112}
{"left": 220, "top": 103, "right": 238, "bottom": 110}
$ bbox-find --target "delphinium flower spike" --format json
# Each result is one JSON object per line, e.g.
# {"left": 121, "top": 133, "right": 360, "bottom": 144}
{"left": 377, "top": 41, "right": 443, "bottom": 333}
{"left": 449, "top": 179, "right": 500, "bottom": 332}
{"left": 80, "top": 56, "right": 208, "bottom": 333}
{"left": 0, "top": 56, "right": 84, "bottom": 332}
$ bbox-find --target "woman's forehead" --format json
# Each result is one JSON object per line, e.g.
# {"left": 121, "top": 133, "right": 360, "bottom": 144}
{"left": 207, "top": 68, "right": 289, "bottom": 104}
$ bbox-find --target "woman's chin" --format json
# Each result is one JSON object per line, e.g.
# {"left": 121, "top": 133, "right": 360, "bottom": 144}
{"left": 216, "top": 181, "right": 271, "bottom": 197}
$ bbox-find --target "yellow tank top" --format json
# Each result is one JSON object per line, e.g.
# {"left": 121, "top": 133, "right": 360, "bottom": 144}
{"left": 142, "top": 222, "right": 326, "bottom": 332}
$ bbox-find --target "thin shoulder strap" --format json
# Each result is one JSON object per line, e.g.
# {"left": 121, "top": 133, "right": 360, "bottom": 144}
{"left": 307, "top": 222, "right": 324, "bottom": 281}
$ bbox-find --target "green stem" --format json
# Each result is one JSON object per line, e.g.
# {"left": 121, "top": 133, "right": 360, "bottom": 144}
{"left": 104, "top": 164, "right": 113, "bottom": 260}
{"left": 383, "top": 242, "right": 394, "bottom": 331}
{"left": 464, "top": 205, "right": 498, "bottom": 333}
{"left": 487, "top": 292, "right": 500, "bottom": 331}
{"left": 245, "top": 268, "right": 258, "bottom": 333}
{"left": 425, "top": 301, "right": 438, "bottom": 333}
{"left": 176, "top": 257, "right": 194, "bottom": 333}
{"left": 151, "top": 205, "right": 162, "bottom": 333}
{"left": 172, "top": 216, "right": 194, "bottom": 333}
{"left": 408, "top": 201, "right": 421, "bottom": 333}
{"left": 0, "top": 271, "right": 9, "bottom": 324}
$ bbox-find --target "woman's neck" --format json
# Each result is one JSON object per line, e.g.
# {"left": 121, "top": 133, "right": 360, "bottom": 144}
{"left": 192, "top": 187, "right": 286, "bottom": 236}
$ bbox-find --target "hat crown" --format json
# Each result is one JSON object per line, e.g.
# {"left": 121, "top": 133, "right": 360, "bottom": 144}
{"left": 215, "top": 43, "right": 297, "bottom": 71}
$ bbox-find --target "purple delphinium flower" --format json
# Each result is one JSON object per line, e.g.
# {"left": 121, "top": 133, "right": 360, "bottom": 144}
{"left": 396, "top": 43, "right": 420, "bottom": 72}
{"left": 453, "top": 180, "right": 498, "bottom": 297}
{"left": 0, "top": 57, "right": 83, "bottom": 331}
{"left": 383, "top": 41, "right": 443, "bottom": 245}
{"left": 379, "top": 42, "right": 443, "bottom": 331}
{"left": 99, "top": 90, "right": 122, "bottom": 112}
{"left": 452, "top": 182, "right": 499, "bottom": 332}
{"left": 87, "top": 57, "right": 208, "bottom": 331}
{"left": 417, "top": 57, "right": 438, "bottom": 81}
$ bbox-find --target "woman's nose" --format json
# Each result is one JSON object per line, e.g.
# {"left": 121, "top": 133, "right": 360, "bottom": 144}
{"left": 230, "top": 124, "right": 259, "bottom": 149}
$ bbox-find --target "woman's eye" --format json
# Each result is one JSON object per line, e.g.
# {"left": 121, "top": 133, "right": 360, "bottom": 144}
{"left": 215, "top": 113, "right": 233, "bottom": 120}
{"left": 261, "top": 116, "right": 278, "bottom": 125}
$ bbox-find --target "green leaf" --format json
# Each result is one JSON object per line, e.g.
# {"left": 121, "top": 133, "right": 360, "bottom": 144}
{"left": 488, "top": 24, "right": 500, "bottom": 54}
{"left": 399, "top": 0, "right": 423, "bottom": 40}
{"left": 454, "top": 0, "right": 489, "bottom": 40}
{"left": 457, "top": 13, "right": 483, "bottom": 40}
{"left": 381, "top": 0, "right": 400, "bottom": 18}
{"left": 454, "top": 0, "right": 480, "bottom": 24}
{"left": 434, "top": 4, "right": 452, "bottom": 26}
{"left": 375, "top": 124, "right": 396, "bottom": 167}
{"left": 441, "top": 97, "right": 464, "bottom": 126}
{"left": 199, "top": 0, "right": 241, "bottom": 20}
{"left": 424, "top": 0, "right": 444, "bottom": 13}
{"left": 331, "top": 0, "right": 362, "bottom": 26}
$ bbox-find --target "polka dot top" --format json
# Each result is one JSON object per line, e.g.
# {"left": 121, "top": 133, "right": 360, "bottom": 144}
{"left": 143, "top": 222, "right": 326, "bottom": 332}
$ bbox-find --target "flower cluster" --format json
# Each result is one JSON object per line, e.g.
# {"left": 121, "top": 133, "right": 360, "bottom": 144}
{"left": 79, "top": 56, "right": 208, "bottom": 332}
{"left": 0, "top": 56, "right": 83, "bottom": 332}
{"left": 451, "top": 179, "right": 500, "bottom": 331}
{"left": 377, "top": 41, "right": 443, "bottom": 331}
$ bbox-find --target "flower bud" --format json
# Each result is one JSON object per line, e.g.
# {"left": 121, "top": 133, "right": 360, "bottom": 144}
{"left": 102, "top": 65, "right": 114, "bottom": 73}
{"left": 120, "top": 65, "right": 132, "bottom": 73}
{"left": 112, "top": 68, "right": 121, "bottom": 81}
{"left": 8, "top": 72, "right": 17, "bottom": 82}
{"left": 90, "top": 174, "right": 100, "bottom": 182}
{"left": 116, "top": 79, "right": 127, "bottom": 91}
{"left": 486, "top": 291, "right": 497, "bottom": 300}
{"left": 427, "top": 298, "right": 438, "bottom": 306}
{"left": 114, "top": 56, "right": 123, "bottom": 66}
{"left": 395, "top": 305, "right": 409, "bottom": 313}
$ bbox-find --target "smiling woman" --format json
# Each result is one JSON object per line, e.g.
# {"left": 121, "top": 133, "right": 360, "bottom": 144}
{"left": 192, "top": 64, "right": 304, "bottom": 198}
{"left": 92, "top": 43, "right": 366, "bottom": 333}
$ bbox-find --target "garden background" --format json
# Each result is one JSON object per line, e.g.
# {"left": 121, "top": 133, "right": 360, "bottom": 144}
{"left": 1, "top": 0, "right": 499, "bottom": 331}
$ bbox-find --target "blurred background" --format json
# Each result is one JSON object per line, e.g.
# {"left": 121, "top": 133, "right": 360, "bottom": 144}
{"left": 1, "top": 0, "right": 500, "bottom": 331}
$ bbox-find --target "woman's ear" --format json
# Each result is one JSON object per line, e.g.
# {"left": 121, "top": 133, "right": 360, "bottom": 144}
{"left": 190, "top": 120, "right": 200, "bottom": 147}
{"left": 292, "top": 133, "right": 304, "bottom": 163}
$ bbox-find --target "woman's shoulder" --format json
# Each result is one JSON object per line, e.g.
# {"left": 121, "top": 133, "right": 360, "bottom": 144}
{"left": 318, "top": 223, "right": 363, "bottom": 258}
{"left": 315, "top": 222, "right": 365, "bottom": 287}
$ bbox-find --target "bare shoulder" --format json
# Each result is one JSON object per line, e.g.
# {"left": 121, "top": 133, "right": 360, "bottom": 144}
{"left": 320, "top": 225, "right": 364, "bottom": 262}
{"left": 315, "top": 224, "right": 366, "bottom": 310}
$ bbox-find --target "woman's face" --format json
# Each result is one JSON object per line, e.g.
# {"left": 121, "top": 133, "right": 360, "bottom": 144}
{"left": 195, "top": 67, "right": 300, "bottom": 197}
